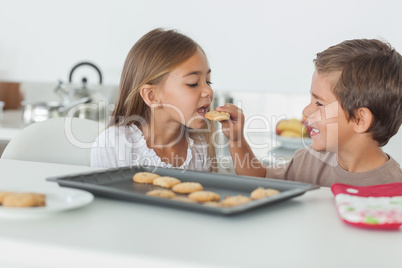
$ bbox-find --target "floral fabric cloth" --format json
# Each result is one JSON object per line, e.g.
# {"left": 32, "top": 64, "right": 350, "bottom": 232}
{"left": 331, "top": 183, "right": 402, "bottom": 230}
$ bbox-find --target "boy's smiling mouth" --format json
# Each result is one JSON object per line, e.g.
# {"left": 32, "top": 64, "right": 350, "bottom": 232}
{"left": 310, "top": 128, "right": 320, "bottom": 137}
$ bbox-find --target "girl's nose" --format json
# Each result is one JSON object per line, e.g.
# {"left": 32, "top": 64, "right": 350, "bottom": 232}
{"left": 202, "top": 84, "right": 213, "bottom": 98}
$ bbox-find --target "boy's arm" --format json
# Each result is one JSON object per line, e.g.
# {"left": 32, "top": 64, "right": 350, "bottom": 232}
{"left": 216, "top": 104, "right": 267, "bottom": 177}
{"left": 227, "top": 137, "right": 267, "bottom": 177}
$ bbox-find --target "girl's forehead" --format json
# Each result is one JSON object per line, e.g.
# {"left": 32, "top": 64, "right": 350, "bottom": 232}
{"left": 171, "top": 49, "right": 210, "bottom": 77}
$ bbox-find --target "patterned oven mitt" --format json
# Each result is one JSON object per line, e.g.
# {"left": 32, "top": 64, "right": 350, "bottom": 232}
{"left": 331, "top": 183, "right": 402, "bottom": 230}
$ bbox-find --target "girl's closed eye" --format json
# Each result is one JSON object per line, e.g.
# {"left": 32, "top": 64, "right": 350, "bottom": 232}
{"left": 316, "top": 101, "right": 323, "bottom": 107}
{"left": 188, "top": 83, "right": 198, "bottom": 87}
{"left": 187, "top": 81, "right": 213, "bottom": 87}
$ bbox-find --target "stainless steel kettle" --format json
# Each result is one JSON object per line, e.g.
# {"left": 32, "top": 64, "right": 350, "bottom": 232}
{"left": 56, "top": 61, "right": 108, "bottom": 122}
{"left": 22, "top": 62, "right": 108, "bottom": 125}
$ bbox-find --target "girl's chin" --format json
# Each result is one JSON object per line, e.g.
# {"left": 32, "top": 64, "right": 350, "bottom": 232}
{"left": 186, "top": 119, "right": 208, "bottom": 129}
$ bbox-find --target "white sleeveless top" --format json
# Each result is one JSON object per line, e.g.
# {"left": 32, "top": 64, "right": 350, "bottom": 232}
{"left": 91, "top": 125, "right": 211, "bottom": 171}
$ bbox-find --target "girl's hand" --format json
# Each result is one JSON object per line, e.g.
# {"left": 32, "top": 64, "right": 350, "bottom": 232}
{"left": 216, "top": 103, "right": 245, "bottom": 144}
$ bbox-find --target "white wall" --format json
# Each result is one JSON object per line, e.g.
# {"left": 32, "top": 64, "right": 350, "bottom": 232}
{"left": 1, "top": 0, "right": 402, "bottom": 94}
{"left": 1, "top": 0, "right": 401, "bottom": 161}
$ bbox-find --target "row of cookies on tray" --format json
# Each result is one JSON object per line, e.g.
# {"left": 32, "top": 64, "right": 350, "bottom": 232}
{"left": 133, "top": 172, "right": 280, "bottom": 207}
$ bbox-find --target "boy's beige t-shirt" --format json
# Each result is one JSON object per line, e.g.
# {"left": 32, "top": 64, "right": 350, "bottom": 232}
{"left": 265, "top": 147, "right": 402, "bottom": 187}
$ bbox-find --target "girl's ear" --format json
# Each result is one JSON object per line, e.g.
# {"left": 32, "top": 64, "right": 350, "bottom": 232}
{"left": 139, "top": 84, "right": 161, "bottom": 107}
{"left": 353, "top": 107, "right": 373, "bottom": 133}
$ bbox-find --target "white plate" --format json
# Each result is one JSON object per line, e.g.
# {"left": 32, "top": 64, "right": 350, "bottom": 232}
{"left": 0, "top": 187, "right": 94, "bottom": 217}
{"left": 276, "top": 135, "right": 312, "bottom": 150}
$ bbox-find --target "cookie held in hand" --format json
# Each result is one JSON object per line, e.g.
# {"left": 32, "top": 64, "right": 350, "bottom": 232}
{"left": 205, "top": 111, "right": 230, "bottom": 121}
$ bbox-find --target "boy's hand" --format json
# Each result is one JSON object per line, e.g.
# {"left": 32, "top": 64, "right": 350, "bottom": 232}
{"left": 216, "top": 104, "right": 266, "bottom": 178}
{"left": 216, "top": 103, "right": 245, "bottom": 145}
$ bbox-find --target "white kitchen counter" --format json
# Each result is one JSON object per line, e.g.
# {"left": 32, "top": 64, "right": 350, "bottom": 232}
{"left": 0, "top": 159, "right": 401, "bottom": 268}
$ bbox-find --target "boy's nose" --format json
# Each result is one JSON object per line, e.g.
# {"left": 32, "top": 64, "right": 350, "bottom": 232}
{"left": 302, "top": 103, "right": 321, "bottom": 124}
{"left": 304, "top": 104, "right": 323, "bottom": 125}
{"left": 302, "top": 103, "right": 313, "bottom": 119}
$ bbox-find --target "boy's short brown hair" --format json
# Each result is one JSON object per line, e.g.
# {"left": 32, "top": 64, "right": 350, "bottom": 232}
{"left": 314, "top": 39, "right": 402, "bottom": 146}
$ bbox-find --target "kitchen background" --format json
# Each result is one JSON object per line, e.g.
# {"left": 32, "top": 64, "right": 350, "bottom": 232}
{"left": 0, "top": 0, "right": 401, "bottom": 162}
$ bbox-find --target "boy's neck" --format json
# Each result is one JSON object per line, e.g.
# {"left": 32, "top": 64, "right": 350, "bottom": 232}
{"left": 337, "top": 141, "right": 389, "bottom": 173}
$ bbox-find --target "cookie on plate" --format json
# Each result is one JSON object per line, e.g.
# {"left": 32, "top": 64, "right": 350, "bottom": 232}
{"left": 0, "top": 191, "right": 11, "bottom": 204}
{"left": 205, "top": 111, "right": 230, "bottom": 121}
{"left": 250, "top": 187, "right": 280, "bottom": 200}
{"left": 221, "top": 195, "right": 251, "bottom": 207}
{"left": 146, "top": 189, "right": 176, "bottom": 199}
{"left": 133, "top": 172, "right": 160, "bottom": 184}
{"left": 2, "top": 193, "right": 46, "bottom": 207}
{"left": 33, "top": 193, "right": 46, "bottom": 206}
{"left": 172, "top": 182, "right": 203, "bottom": 194}
{"left": 153, "top": 176, "right": 181, "bottom": 188}
{"left": 188, "top": 191, "right": 221, "bottom": 203}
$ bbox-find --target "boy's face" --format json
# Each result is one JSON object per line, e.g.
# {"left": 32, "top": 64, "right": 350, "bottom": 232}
{"left": 302, "top": 71, "right": 355, "bottom": 153}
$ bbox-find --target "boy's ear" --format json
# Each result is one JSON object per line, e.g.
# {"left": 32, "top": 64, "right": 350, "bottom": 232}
{"left": 353, "top": 107, "right": 373, "bottom": 133}
{"left": 139, "top": 84, "right": 161, "bottom": 107}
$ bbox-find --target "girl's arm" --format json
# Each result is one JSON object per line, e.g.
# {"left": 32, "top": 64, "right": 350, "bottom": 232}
{"left": 216, "top": 104, "right": 266, "bottom": 177}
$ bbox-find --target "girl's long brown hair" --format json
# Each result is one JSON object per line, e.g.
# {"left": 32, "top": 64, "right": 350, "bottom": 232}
{"left": 111, "top": 28, "right": 216, "bottom": 166}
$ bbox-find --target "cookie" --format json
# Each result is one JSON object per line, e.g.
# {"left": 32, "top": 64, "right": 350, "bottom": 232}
{"left": 250, "top": 187, "right": 280, "bottom": 200}
{"left": 221, "top": 195, "right": 251, "bottom": 207}
{"left": 32, "top": 193, "right": 46, "bottom": 206}
{"left": 2, "top": 193, "right": 46, "bottom": 207}
{"left": 172, "top": 182, "right": 203, "bottom": 194}
{"left": 133, "top": 172, "right": 160, "bottom": 184}
{"left": 205, "top": 111, "right": 230, "bottom": 121}
{"left": 188, "top": 191, "right": 221, "bottom": 203}
{"left": 146, "top": 189, "right": 176, "bottom": 199}
{"left": 153, "top": 176, "right": 181, "bottom": 188}
{"left": 0, "top": 191, "right": 11, "bottom": 204}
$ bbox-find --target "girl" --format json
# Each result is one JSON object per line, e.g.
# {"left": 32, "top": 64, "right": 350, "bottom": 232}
{"left": 91, "top": 28, "right": 216, "bottom": 171}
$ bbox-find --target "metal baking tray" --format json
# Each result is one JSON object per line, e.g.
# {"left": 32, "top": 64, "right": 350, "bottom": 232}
{"left": 47, "top": 166, "right": 319, "bottom": 215}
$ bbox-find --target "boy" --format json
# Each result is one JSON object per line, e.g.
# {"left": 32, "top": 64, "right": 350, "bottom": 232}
{"left": 217, "top": 39, "right": 402, "bottom": 186}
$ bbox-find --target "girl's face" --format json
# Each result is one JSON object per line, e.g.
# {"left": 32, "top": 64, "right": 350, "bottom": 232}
{"left": 158, "top": 48, "right": 213, "bottom": 129}
{"left": 302, "top": 71, "right": 355, "bottom": 153}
